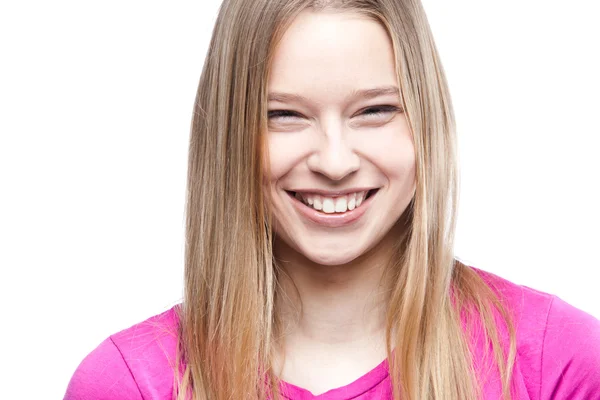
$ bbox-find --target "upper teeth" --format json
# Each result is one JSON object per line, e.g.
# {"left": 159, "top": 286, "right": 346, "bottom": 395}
{"left": 294, "top": 191, "right": 369, "bottom": 213}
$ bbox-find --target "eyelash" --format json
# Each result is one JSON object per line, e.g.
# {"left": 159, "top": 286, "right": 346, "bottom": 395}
{"left": 267, "top": 105, "right": 401, "bottom": 121}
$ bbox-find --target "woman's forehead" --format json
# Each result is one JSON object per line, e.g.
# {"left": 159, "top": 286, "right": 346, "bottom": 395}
{"left": 268, "top": 10, "right": 398, "bottom": 104}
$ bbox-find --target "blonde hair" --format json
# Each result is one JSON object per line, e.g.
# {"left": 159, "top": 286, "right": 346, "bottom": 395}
{"left": 175, "top": 0, "right": 516, "bottom": 399}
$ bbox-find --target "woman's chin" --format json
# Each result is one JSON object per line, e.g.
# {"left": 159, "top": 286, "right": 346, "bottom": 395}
{"left": 273, "top": 229, "right": 381, "bottom": 268}
{"left": 299, "top": 245, "right": 365, "bottom": 267}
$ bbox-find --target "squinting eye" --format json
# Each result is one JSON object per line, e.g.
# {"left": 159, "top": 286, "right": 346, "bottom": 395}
{"left": 358, "top": 105, "right": 402, "bottom": 118}
{"left": 267, "top": 109, "right": 302, "bottom": 121}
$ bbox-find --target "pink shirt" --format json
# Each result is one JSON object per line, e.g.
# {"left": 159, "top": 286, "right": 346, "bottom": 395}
{"left": 63, "top": 268, "right": 600, "bottom": 399}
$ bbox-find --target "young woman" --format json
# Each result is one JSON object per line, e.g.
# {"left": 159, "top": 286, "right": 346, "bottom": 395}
{"left": 64, "top": 0, "right": 600, "bottom": 399}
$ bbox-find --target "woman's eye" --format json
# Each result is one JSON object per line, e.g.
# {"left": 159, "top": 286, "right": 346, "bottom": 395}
{"left": 267, "top": 110, "right": 302, "bottom": 121}
{"left": 357, "top": 105, "right": 402, "bottom": 118}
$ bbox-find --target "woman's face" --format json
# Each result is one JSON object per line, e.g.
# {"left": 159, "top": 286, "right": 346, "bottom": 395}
{"left": 265, "top": 11, "right": 416, "bottom": 266}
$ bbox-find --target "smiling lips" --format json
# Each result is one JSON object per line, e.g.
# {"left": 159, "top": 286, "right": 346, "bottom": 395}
{"left": 287, "top": 189, "right": 378, "bottom": 228}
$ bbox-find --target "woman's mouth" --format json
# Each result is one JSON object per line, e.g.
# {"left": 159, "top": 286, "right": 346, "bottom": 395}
{"left": 284, "top": 189, "right": 379, "bottom": 228}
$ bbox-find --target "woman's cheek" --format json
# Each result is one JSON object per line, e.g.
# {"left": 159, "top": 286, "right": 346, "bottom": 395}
{"left": 266, "top": 133, "right": 312, "bottom": 179}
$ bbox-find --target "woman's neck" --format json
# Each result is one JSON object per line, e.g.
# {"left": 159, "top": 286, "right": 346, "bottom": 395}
{"left": 273, "top": 235, "right": 397, "bottom": 345}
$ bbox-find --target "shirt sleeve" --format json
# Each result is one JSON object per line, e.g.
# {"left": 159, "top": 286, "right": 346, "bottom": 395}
{"left": 540, "top": 295, "right": 600, "bottom": 400}
{"left": 63, "top": 337, "right": 144, "bottom": 400}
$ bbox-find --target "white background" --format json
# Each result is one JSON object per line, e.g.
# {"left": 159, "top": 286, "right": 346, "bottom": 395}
{"left": 0, "top": 0, "right": 598, "bottom": 398}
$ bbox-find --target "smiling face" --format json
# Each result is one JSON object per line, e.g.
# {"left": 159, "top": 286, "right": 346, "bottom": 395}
{"left": 265, "top": 10, "right": 416, "bottom": 266}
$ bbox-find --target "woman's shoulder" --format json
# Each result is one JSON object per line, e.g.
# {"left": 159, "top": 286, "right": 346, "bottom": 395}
{"left": 471, "top": 266, "right": 557, "bottom": 319}
{"left": 471, "top": 266, "right": 600, "bottom": 399}
{"left": 471, "top": 266, "right": 599, "bottom": 334}
{"left": 64, "top": 305, "right": 181, "bottom": 400}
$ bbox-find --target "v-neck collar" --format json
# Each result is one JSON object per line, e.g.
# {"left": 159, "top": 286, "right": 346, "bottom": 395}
{"left": 279, "top": 358, "right": 389, "bottom": 399}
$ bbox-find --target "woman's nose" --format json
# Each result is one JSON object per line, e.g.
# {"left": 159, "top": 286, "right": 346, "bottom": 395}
{"left": 306, "top": 123, "right": 360, "bottom": 181}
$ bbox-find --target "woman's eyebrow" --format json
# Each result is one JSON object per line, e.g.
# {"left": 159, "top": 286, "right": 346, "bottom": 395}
{"left": 267, "top": 85, "right": 400, "bottom": 104}
{"left": 348, "top": 85, "right": 400, "bottom": 101}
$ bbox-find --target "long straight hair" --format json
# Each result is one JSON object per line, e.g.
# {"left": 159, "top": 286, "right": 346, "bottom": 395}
{"left": 175, "top": 0, "right": 516, "bottom": 399}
